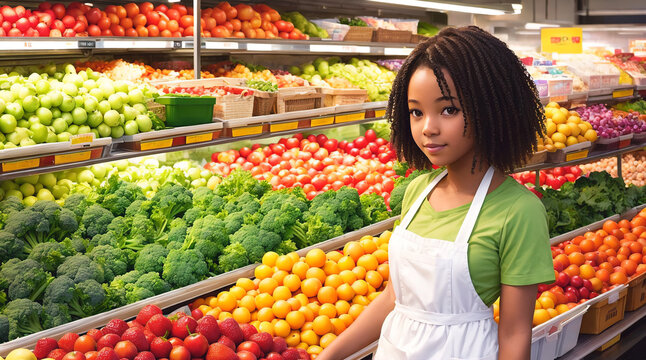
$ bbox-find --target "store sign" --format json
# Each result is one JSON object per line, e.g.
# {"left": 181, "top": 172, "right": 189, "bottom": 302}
{"left": 541, "top": 28, "right": 583, "bottom": 54}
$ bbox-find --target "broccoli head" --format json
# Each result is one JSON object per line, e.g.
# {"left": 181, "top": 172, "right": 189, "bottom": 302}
{"left": 129, "top": 272, "right": 170, "bottom": 296}
{"left": 162, "top": 249, "right": 208, "bottom": 288}
{"left": 135, "top": 244, "right": 168, "bottom": 274}
{"left": 295, "top": 215, "right": 343, "bottom": 248}
{"left": 183, "top": 215, "right": 229, "bottom": 264}
{"left": 223, "top": 211, "right": 245, "bottom": 235}
{"left": 360, "top": 193, "right": 391, "bottom": 224}
{"left": 0, "top": 314, "right": 8, "bottom": 342}
{"left": 104, "top": 270, "right": 140, "bottom": 309}
{"left": 150, "top": 183, "right": 193, "bottom": 237}
{"left": 275, "top": 240, "right": 297, "bottom": 255}
{"left": 3, "top": 298, "right": 43, "bottom": 340}
{"left": 0, "top": 196, "right": 24, "bottom": 230}
{"left": 125, "top": 199, "right": 152, "bottom": 218}
{"left": 259, "top": 188, "right": 309, "bottom": 215}
{"left": 88, "top": 245, "right": 129, "bottom": 282}
{"left": 62, "top": 193, "right": 91, "bottom": 220}
{"left": 224, "top": 192, "right": 261, "bottom": 217}
{"left": 231, "top": 224, "right": 281, "bottom": 264}
{"left": 60, "top": 234, "right": 87, "bottom": 254}
{"left": 28, "top": 242, "right": 68, "bottom": 273}
{"left": 57, "top": 254, "right": 104, "bottom": 284}
{"left": 0, "top": 230, "right": 27, "bottom": 264}
{"left": 217, "top": 243, "right": 249, "bottom": 274}
{"left": 97, "top": 177, "right": 146, "bottom": 217}
{"left": 43, "top": 275, "right": 75, "bottom": 305}
{"left": 182, "top": 207, "right": 204, "bottom": 227}
{"left": 68, "top": 279, "right": 107, "bottom": 318}
{"left": 0, "top": 259, "right": 23, "bottom": 291}
{"left": 259, "top": 202, "right": 304, "bottom": 240}
{"left": 81, "top": 204, "right": 114, "bottom": 239}
{"left": 159, "top": 218, "right": 187, "bottom": 250}
{"left": 7, "top": 260, "right": 53, "bottom": 302}
{"left": 41, "top": 302, "right": 72, "bottom": 329}
{"left": 3, "top": 201, "right": 78, "bottom": 250}
{"left": 129, "top": 214, "right": 156, "bottom": 244}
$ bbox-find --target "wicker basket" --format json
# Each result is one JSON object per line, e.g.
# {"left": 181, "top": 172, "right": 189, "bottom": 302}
{"left": 343, "top": 26, "right": 374, "bottom": 42}
{"left": 321, "top": 88, "right": 368, "bottom": 107}
{"left": 213, "top": 93, "right": 254, "bottom": 120}
{"left": 411, "top": 34, "right": 429, "bottom": 43}
{"left": 146, "top": 100, "right": 166, "bottom": 121}
{"left": 252, "top": 90, "right": 277, "bottom": 116}
{"left": 277, "top": 87, "right": 323, "bottom": 113}
{"left": 372, "top": 28, "right": 412, "bottom": 43}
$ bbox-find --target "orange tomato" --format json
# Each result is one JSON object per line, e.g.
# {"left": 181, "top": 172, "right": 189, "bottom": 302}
{"left": 630, "top": 241, "right": 643, "bottom": 254}
{"left": 554, "top": 254, "right": 570, "bottom": 268}
{"left": 629, "top": 253, "right": 643, "bottom": 264}
{"left": 636, "top": 264, "right": 646, "bottom": 275}
{"left": 124, "top": 3, "right": 139, "bottom": 18}
{"left": 568, "top": 252, "right": 585, "bottom": 266}
{"left": 564, "top": 244, "right": 580, "bottom": 255}
{"left": 564, "top": 264, "right": 580, "bottom": 277}
{"left": 604, "top": 235, "right": 620, "bottom": 250}
{"left": 579, "top": 239, "right": 596, "bottom": 253}
{"left": 133, "top": 14, "right": 147, "bottom": 27}
{"left": 603, "top": 220, "right": 619, "bottom": 234}
{"left": 610, "top": 271, "right": 628, "bottom": 285}
{"left": 607, "top": 256, "right": 621, "bottom": 267}
{"left": 621, "top": 259, "right": 638, "bottom": 276}
{"left": 632, "top": 226, "right": 646, "bottom": 236}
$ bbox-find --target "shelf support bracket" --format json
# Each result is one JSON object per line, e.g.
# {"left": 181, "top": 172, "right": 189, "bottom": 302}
{"left": 617, "top": 154, "right": 623, "bottom": 181}
{"left": 193, "top": 0, "right": 201, "bottom": 79}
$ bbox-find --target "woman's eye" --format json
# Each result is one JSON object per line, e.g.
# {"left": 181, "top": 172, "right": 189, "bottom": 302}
{"left": 409, "top": 109, "right": 422, "bottom": 117}
{"left": 441, "top": 106, "right": 460, "bottom": 116}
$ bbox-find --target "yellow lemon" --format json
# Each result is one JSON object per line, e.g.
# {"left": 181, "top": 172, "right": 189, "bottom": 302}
{"left": 556, "top": 124, "right": 571, "bottom": 136}
{"left": 566, "top": 136, "right": 579, "bottom": 146}
{"left": 546, "top": 101, "right": 560, "bottom": 109}
{"left": 552, "top": 111, "right": 567, "bottom": 124}
{"left": 567, "top": 122, "right": 581, "bottom": 136}
{"left": 551, "top": 132, "right": 567, "bottom": 144}
{"left": 584, "top": 129, "right": 598, "bottom": 142}
{"left": 546, "top": 121, "right": 557, "bottom": 136}
{"left": 554, "top": 142, "right": 566, "bottom": 149}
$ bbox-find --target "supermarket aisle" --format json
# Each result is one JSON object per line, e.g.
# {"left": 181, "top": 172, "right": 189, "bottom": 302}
{"left": 585, "top": 318, "right": 646, "bottom": 360}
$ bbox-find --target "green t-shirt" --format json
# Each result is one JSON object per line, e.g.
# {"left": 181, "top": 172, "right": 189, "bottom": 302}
{"left": 401, "top": 169, "right": 555, "bottom": 307}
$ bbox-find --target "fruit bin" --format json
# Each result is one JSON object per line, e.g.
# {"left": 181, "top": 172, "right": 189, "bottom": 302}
{"left": 116, "top": 122, "right": 224, "bottom": 152}
{"left": 579, "top": 285, "right": 628, "bottom": 335}
{"left": 277, "top": 87, "right": 324, "bottom": 113}
{"left": 625, "top": 270, "right": 646, "bottom": 311}
{"left": 525, "top": 150, "right": 548, "bottom": 166}
{"left": 213, "top": 92, "right": 254, "bottom": 120}
{"left": 321, "top": 87, "right": 368, "bottom": 107}
{"left": 546, "top": 141, "right": 591, "bottom": 163}
{"left": 0, "top": 217, "right": 398, "bottom": 355}
{"left": 550, "top": 215, "right": 621, "bottom": 246}
{"left": 343, "top": 26, "right": 374, "bottom": 42}
{"left": 531, "top": 304, "right": 589, "bottom": 360}
{"left": 154, "top": 96, "right": 217, "bottom": 127}
{"left": 631, "top": 131, "right": 646, "bottom": 145}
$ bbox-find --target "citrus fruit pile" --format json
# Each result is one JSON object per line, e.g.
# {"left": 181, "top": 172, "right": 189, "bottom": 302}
{"left": 537, "top": 102, "right": 598, "bottom": 152}
{"left": 189, "top": 231, "right": 391, "bottom": 358}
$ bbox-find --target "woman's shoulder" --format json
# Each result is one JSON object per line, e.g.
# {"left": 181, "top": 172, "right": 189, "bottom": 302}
{"left": 495, "top": 177, "right": 545, "bottom": 211}
{"left": 401, "top": 168, "right": 444, "bottom": 214}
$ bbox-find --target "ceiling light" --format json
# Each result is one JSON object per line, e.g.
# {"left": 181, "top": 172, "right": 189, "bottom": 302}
{"left": 367, "top": 0, "right": 508, "bottom": 15}
{"left": 525, "top": 23, "right": 559, "bottom": 30}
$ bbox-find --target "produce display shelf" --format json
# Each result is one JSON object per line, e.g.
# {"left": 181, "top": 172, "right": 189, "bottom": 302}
{"left": 0, "top": 103, "right": 387, "bottom": 181}
{"left": 539, "top": 85, "right": 640, "bottom": 106}
{"left": 0, "top": 216, "right": 398, "bottom": 355}
{"left": 0, "top": 38, "right": 416, "bottom": 56}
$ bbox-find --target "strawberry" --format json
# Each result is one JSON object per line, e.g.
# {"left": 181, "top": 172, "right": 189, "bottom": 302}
{"left": 136, "top": 305, "right": 163, "bottom": 327}
{"left": 271, "top": 337, "right": 287, "bottom": 354}
{"left": 146, "top": 314, "right": 172, "bottom": 337}
{"left": 171, "top": 316, "right": 197, "bottom": 339}
{"left": 280, "top": 349, "right": 299, "bottom": 360}
{"left": 103, "top": 319, "right": 129, "bottom": 336}
{"left": 196, "top": 315, "right": 221, "bottom": 343}
{"left": 97, "top": 334, "right": 121, "bottom": 350}
{"left": 296, "top": 348, "right": 310, "bottom": 360}
{"left": 216, "top": 336, "right": 235, "bottom": 351}
{"left": 47, "top": 349, "right": 67, "bottom": 360}
{"left": 249, "top": 333, "right": 273, "bottom": 354}
{"left": 59, "top": 333, "right": 80, "bottom": 353}
{"left": 121, "top": 327, "right": 149, "bottom": 352}
{"left": 34, "top": 338, "right": 59, "bottom": 359}
{"left": 240, "top": 324, "right": 257, "bottom": 342}
{"left": 133, "top": 352, "right": 155, "bottom": 360}
{"left": 150, "top": 337, "right": 173, "bottom": 359}
{"left": 205, "top": 343, "right": 237, "bottom": 360}
{"left": 128, "top": 320, "right": 144, "bottom": 329}
{"left": 95, "top": 348, "right": 119, "bottom": 360}
{"left": 87, "top": 329, "right": 105, "bottom": 342}
{"left": 218, "top": 318, "right": 243, "bottom": 345}
{"left": 143, "top": 329, "right": 156, "bottom": 347}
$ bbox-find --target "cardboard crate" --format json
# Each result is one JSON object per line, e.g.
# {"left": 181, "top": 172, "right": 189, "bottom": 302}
{"left": 580, "top": 286, "right": 628, "bottom": 334}
{"left": 626, "top": 271, "right": 646, "bottom": 311}
{"left": 322, "top": 88, "right": 368, "bottom": 107}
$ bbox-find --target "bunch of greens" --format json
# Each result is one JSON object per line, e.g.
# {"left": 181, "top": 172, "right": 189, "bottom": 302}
{"left": 246, "top": 80, "right": 278, "bottom": 92}
{"left": 339, "top": 18, "right": 368, "bottom": 27}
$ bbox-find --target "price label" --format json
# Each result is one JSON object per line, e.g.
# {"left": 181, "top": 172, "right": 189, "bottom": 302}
{"left": 311, "top": 117, "right": 334, "bottom": 127}
{"left": 336, "top": 112, "right": 365, "bottom": 123}
{"left": 565, "top": 150, "right": 589, "bottom": 162}
{"left": 270, "top": 122, "right": 299, "bottom": 132}
{"left": 232, "top": 126, "right": 263, "bottom": 137}
{"left": 375, "top": 110, "right": 386, "bottom": 118}
{"left": 77, "top": 40, "right": 96, "bottom": 48}
{"left": 173, "top": 41, "right": 183, "bottom": 49}
{"left": 384, "top": 47, "right": 413, "bottom": 56}
{"left": 612, "top": 88, "right": 634, "bottom": 98}
{"left": 549, "top": 95, "right": 568, "bottom": 103}
{"left": 186, "top": 133, "right": 214, "bottom": 144}
{"left": 70, "top": 133, "right": 95, "bottom": 145}
{"left": 205, "top": 41, "right": 239, "bottom": 50}
{"left": 541, "top": 27, "right": 583, "bottom": 54}
{"left": 140, "top": 139, "right": 173, "bottom": 151}
{"left": 55, "top": 151, "right": 91, "bottom": 165}
{"left": 1, "top": 158, "right": 40, "bottom": 172}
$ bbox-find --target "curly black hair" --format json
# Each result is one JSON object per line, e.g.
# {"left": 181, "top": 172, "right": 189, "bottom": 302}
{"left": 388, "top": 26, "right": 546, "bottom": 173}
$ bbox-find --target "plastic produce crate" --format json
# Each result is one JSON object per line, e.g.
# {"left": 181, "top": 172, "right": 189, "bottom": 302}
{"left": 531, "top": 304, "right": 589, "bottom": 360}
{"left": 580, "top": 285, "right": 628, "bottom": 334}
{"left": 155, "top": 96, "right": 216, "bottom": 126}
{"left": 625, "top": 271, "right": 646, "bottom": 311}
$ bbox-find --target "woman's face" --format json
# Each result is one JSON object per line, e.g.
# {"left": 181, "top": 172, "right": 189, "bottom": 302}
{"left": 408, "top": 66, "right": 475, "bottom": 168}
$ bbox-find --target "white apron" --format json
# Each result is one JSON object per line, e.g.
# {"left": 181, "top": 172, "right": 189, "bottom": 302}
{"left": 374, "top": 167, "right": 499, "bottom": 360}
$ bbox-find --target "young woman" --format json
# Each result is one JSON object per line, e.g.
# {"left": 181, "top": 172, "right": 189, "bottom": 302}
{"left": 317, "top": 26, "right": 555, "bottom": 360}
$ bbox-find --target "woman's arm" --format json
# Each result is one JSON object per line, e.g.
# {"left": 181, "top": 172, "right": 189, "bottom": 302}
{"left": 498, "top": 284, "right": 537, "bottom": 360}
{"left": 316, "top": 281, "right": 396, "bottom": 360}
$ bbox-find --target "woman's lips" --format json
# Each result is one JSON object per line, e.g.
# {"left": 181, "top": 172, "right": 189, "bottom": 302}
{"left": 424, "top": 144, "right": 446, "bottom": 154}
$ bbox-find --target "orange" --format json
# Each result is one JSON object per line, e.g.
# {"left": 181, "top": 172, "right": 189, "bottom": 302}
{"left": 365, "top": 270, "right": 384, "bottom": 289}
{"left": 218, "top": 292, "right": 236, "bottom": 312}
{"left": 348, "top": 304, "right": 364, "bottom": 319}
{"left": 547, "top": 308, "right": 559, "bottom": 319}
{"left": 272, "top": 300, "right": 292, "bottom": 319}
{"left": 589, "top": 278, "right": 603, "bottom": 292}
{"left": 312, "top": 315, "right": 333, "bottom": 336}
{"left": 286, "top": 331, "right": 301, "bottom": 347}
{"left": 255, "top": 264, "right": 274, "bottom": 279}
{"left": 360, "top": 238, "right": 378, "bottom": 254}
{"left": 610, "top": 271, "right": 628, "bottom": 285}
{"left": 259, "top": 278, "right": 279, "bottom": 294}
{"left": 323, "top": 261, "right": 341, "bottom": 275}
{"left": 377, "top": 264, "right": 390, "bottom": 280}
{"left": 564, "top": 244, "right": 580, "bottom": 255}
{"left": 324, "top": 274, "right": 344, "bottom": 289}
{"left": 538, "top": 296, "right": 555, "bottom": 310}
{"left": 301, "top": 330, "right": 319, "bottom": 346}
{"left": 287, "top": 297, "right": 302, "bottom": 311}
{"left": 337, "top": 256, "right": 356, "bottom": 271}
{"left": 240, "top": 295, "right": 257, "bottom": 312}
{"left": 274, "top": 319, "right": 291, "bottom": 337}
{"left": 317, "top": 286, "right": 338, "bottom": 304}
{"left": 555, "top": 304, "right": 570, "bottom": 314}
{"left": 258, "top": 307, "right": 275, "bottom": 322}
{"left": 351, "top": 280, "right": 369, "bottom": 296}
{"left": 320, "top": 333, "right": 337, "bottom": 348}
{"left": 357, "top": 254, "right": 379, "bottom": 271}
{"left": 206, "top": 296, "right": 218, "bottom": 308}
{"left": 306, "top": 249, "right": 327, "bottom": 268}
{"left": 368, "top": 291, "right": 382, "bottom": 301}
{"left": 292, "top": 261, "right": 310, "bottom": 280}
{"left": 286, "top": 310, "right": 306, "bottom": 329}
{"left": 299, "top": 305, "right": 315, "bottom": 322}
{"left": 327, "top": 250, "right": 343, "bottom": 263}
{"left": 259, "top": 321, "right": 274, "bottom": 336}
{"left": 276, "top": 255, "right": 295, "bottom": 272}
{"left": 339, "top": 270, "right": 357, "bottom": 284}
{"left": 373, "top": 249, "right": 389, "bottom": 264}
{"left": 352, "top": 266, "right": 367, "bottom": 280}
{"left": 331, "top": 318, "right": 347, "bottom": 335}
{"left": 343, "top": 241, "right": 365, "bottom": 262}
{"left": 336, "top": 283, "right": 356, "bottom": 301}
{"left": 353, "top": 295, "right": 370, "bottom": 306}
{"left": 533, "top": 309, "right": 550, "bottom": 326}
{"left": 193, "top": 298, "right": 206, "bottom": 308}
{"left": 272, "top": 270, "right": 289, "bottom": 285}
{"left": 335, "top": 300, "right": 351, "bottom": 315}
{"left": 219, "top": 311, "right": 233, "bottom": 321}
{"left": 563, "top": 264, "right": 580, "bottom": 277}
{"left": 273, "top": 285, "right": 292, "bottom": 301}
{"left": 206, "top": 307, "right": 221, "bottom": 318}
{"left": 294, "top": 293, "right": 309, "bottom": 307}
{"left": 283, "top": 274, "right": 302, "bottom": 292}
{"left": 339, "top": 313, "right": 354, "bottom": 327}
{"left": 306, "top": 267, "right": 327, "bottom": 284}
{"left": 306, "top": 302, "right": 321, "bottom": 316}
{"left": 579, "top": 264, "right": 595, "bottom": 279}
{"left": 579, "top": 239, "right": 596, "bottom": 253}
{"left": 255, "top": 293, "right": 275, "bottom": 309}
{"left": 318, "top": 303, "right": 337, "bottom": 318}
{"left": 262, "top": 251, "right": 279, "bottom": 267}
{"left": 301, "top": 278, "right": 323, "bottom": 298}
{"left": 229, "top": 286, "right": 246, "bottom": 300}
{"left": 198, "top": 305, "right": 211, "bottom": 315}
{"left": 603, "top": 220, "right": 619, "bottom": 234}
{"left": 232, "top": 307, "right": 251, "bottom": 324}
{"left": 286, "top": 252, "right": 300, "bottom": 264}
{"left": 568, "top": 252, "right": 585, "bottom": 266}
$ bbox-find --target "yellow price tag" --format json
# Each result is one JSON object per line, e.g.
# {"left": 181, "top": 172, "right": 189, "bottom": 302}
{"left": 375, "top": 109, "right": 386, "bottom": 118}
{"left": 612, "top": 89, "right": 634, "bottom": 98}
{"left": 1, "top": 158, "right": 40, "bottom": 172}
{"left": 70, "top": 133, "right": 94, "bottom": 145}
{"left": 565, "top": 150, "right": 589, "bottom": 162}
{"left": 311, "top": 117, "right": 334, "bottom": 127}
{"left": 55, "top": 151, "right": 91, "bottom": 165}
{"left": 270, "top": 122, "right": 299, "bottom": 132}
{"left": 186, "top": 133, "right": 213, "bottom": 144}
{"left": 140, "top": 139, "right": 173, "bottom": 151}
{"left": 336, "top": 112, "right": 365, "bottom": 123}
{"left": 232, "top": 126, "right": 263, "bottom": 137}
{"left": 541, "top": 27, "right": 582, "bottom": 54}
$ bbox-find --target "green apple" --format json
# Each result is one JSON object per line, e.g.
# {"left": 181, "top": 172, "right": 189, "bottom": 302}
{"left": 108, "top": 93, "right": 123, "bottom": 110}
{"left": 57, "top": 132, "right": 71, "bottom": 142}
{"left": 0, "top": 114, "right": 17, "bottom": 133}
{"left": 135, "top": 114, "right": 152, "bottom": 132}
{"left": 30, "top": 123, "right": 48, "bottom": 143}
{"left": 59, "top": 94, "right": 75, "bottom": 112}
{"left": 84, "top": 96, "right": 98, "bottom": 112}
{"left": 103, "top": 110, "right": 120, "bottom": 127}
{"left": 97, "top": 123, "right": 111, "bottom": 138}
{"left": 111, "top": 126, "right": 124, "bottom": 138}
{"left": 89, "top": 88, "right": 104, "bottom": 102}
{"left": 52, "top": 118, "right": 67, "bottom": 134}
{"left": 5, "top": 102, "right": 24, "bottom": 120}
{"left": 72, "top": 107, "right": 87, "bottom": 125}
{"left": 124, "top": 120, "right": 138, "bottom": 135}
{"left": 38, "top": 94, "right": 52, "bottom": 109}
{"left": 61, "top": 112, "right": 73, "bottom": 126}
{"left": 67, "top": 124, "right": 79, "bottom": 135}
{"left": 77, "top": 125, "right": 91, "bottom": 134}
{"left": 36, "top": 107, "right": 53, "bottom": 126}
{"left": 87, "top": 110, "right": 103, "bottom": 128}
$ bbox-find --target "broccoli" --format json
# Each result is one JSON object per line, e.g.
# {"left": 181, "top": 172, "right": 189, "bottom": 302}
{"left": 97, "top": 177, "right": 146, "bottom": 217}
{"left": 3, "top": 201, "right": 78, "bottom": 250}
{"left": 88, "top": 245, "right": 129, "bottom": 282}
{"left": 223, "top": 211, "right": 245, "bottom": 235}
{"left": 7, "top": 261, "right": 53, "bottom": 302}
{"left": 0, "top": 231, "right": 27, "bottom": 264}
{"left": 104, "top": 270, "right": 140, "bottom": 309}
{"left": 28, "top": 242, "right": 69, "bottom": 273}
{"left": 191, "top": 187, "right": 216, "bottom": 210}
{"left": 275, "top": 240, "right": 297, "bottom": 255}
{"left": 80, "top": 204, "right": 114, "bottom": 239}
{"left": 0, "top": 196, "right": 24, "bottom": 230}
{"left": 360, "top": 193, "right": 391, "bottom": 224}
{"left": 41, "top": 302, "right": 72, "bottom": 329}
{"left": 60, "top": 234, "right": 87, "bottom": 254}
{"left": 259, "top": 188, "right": 309, "bottom": 215}
{"left": 150, "top": 183, "right": 193, "bottom": 237}
{"left": 259, "top": 202, "right": 304, "bottom": 240}
{"left": 43, "top": 275, "right": 75, "bottom": 305}
{"left": 158, "top": 218, "right": 187, "bottom": 250}
{"left": 214, "top": 169, "right": 272, "bottom": 200}
{"left": 68, "top": 279, "right": 107, "bottom": 318}
{"left": 107, "top": 216, "right": 131, "bottom": 240}
{"left": 389, "top": 169, "right": 429, "bottom": 215}
{"left": 224, "top": 192, "right": 261, "bottom": 216}
{"left": 0, "top": 314, "right": 8, "bottom": 342}
{"left": 0, "top": 290, "right": 6, "bottom": 310}
{"left": 62, "top": 193, "right": 91, "bottom": 220}
{"left": 135, "top": 244, "right": 168, "bottom": 274}
{"left": 129, "top": 272, "right": 170, "bottom": 296}
{"left": 0, "top": 259, "right": 23, "bottom": 290}
{"left": 57, "top": 254, "right": 104, "bottom": 284}
{"left": 125, "top": 199, "right": 152, "bottom": 218}
{"left": 129, "top": 214, "right": 156, "bottom": 244}
{"left": 125, "top": 287, "right": 155, "bottom": 304}
{"left": 230, "top": 224, "right": 281, "bottom": 264}
{"left": 217, "top": 243, "right": 249, "bottom": 274}
{"left": 182, "top": 208, "right": 204, "bottom": 227}
{"left": 182, "top": 216, "right": 229, "bottom": 266}
{"left": 162, "top": 249, "right": 208, "bottom": 288}
{"left": 3, "top": 298, "right": 43, "bottom": 340}
{"left": 294, "top": 215, "right": 343, "bottom": 249}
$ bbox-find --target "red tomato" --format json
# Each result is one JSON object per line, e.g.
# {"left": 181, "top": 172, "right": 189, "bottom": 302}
{"left": 383, "top": 178, "right": 395, "bottom": 193}
{"left": 312, "top": 175, "right": 327, "bottom": 191}
{"left": 133, "top": 13, "right": 147, "bottom": 27}
{"left": 124, "top": 3, "right": 139, "bottom": 18}
{"left": 147, "top": 24, "right": 159, "bottom": 36}
{"left": 145, "top": 10, "right": 160, "bottom": 25}
{"left": 286, "top": 137, "right": 300, "bottom": 149}
{"left": 179, "top": 15, "right": 193, "bottom": 28}
{"left": 365, "top": 129, "right": 377, "bottom": 142}
{"left": 354, "top": 136, "right": 368, "bottom": 149}
{"left": 166, "top": 8, "right": 180, "bottom": 21}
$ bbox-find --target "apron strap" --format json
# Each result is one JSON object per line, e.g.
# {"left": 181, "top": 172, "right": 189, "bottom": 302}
{"left": 454, "top": 166, "right": 495, "bottom": 246}
{"left": 399, "top": 170, "right": 448, "bottom": 230}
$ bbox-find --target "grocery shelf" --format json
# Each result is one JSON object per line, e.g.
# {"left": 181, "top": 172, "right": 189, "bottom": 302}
{"left": 0, "top": 216, "right": 398, "bottom": 355}
{"left": 0, "top": 37, "right": 415, "bottom": 56}
{"left": 540, "top": 85, "right": 641, "bottom": 107}
{"left": 0, "top": 102, "right": 387, "bottom": 181}
{"left": 559, "top": 305, "right": 646, "bottom": 359}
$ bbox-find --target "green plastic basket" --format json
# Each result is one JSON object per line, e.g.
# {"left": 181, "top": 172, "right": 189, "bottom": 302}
{"left": 155, "top": 96, "right": 217, "bottom": 127}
